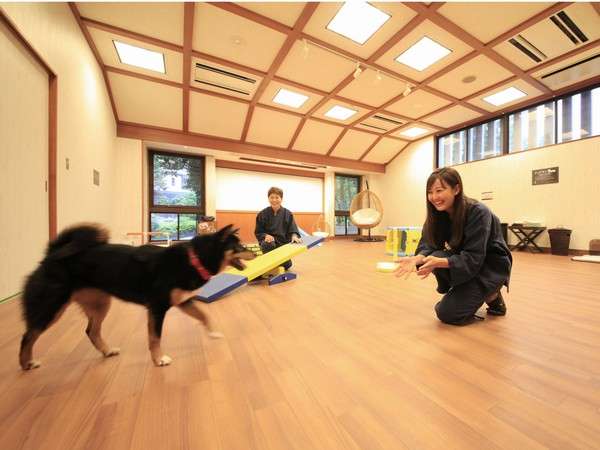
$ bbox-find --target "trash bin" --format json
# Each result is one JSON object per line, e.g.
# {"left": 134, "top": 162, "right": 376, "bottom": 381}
{"left": 548, "top": 228, "right": 571, "bottom": 255}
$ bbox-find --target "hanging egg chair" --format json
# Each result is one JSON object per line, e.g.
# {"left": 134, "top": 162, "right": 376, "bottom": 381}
{"left": 349, "top": 181, "right": 384, "bottom": 242}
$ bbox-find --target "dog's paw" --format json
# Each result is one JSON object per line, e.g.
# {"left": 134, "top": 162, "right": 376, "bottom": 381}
{"left": 154, "top": 355, "right": 172, "bottom": 367}
{"left": 208, "top": 331, "right": 224, "bottom": 339}
{"left": 22, "top": 360, "right": 41, "bottom": 370}
{"left": 103, "top": 348, "right": 120, "bottom": 357}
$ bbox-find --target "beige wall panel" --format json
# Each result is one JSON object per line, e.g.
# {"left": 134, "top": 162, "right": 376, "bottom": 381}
{"left": 303, "top": 2, "right": 417, "bottom": 59}
{"left": 76, "top": 2, "right": 184, "bottom": 45}
{"left": 293, "top": 119, "right": 344, "bottom": 154}
{"left": 313, "top": 99, "right": 369, "bottom": 125}
{"left": 368, "top": 138, "right": 434, "bottom": 235}
{"left": 438, "top": 2, "right": 551, "bottom": 44}
{"left": 110, "top": 138, "right": 143, "bottom": 244}
{"left": 375, "top": 20, "right": 473, "bottom": 82}
{"left": 189, "top": 91, "right": 248, "bottom": 139}
{"left": 246, "top": 107, "right": 301, "bottom": 148}
{"left": 193, "top": 3, "right": 287, "bottom": 72}
{"left": 89, "top": 27, "right": 183, "bottom": 83}
{"left": 373, "top": 135, "right": 600, "bottom": 251}
{"left": 424, "top": 105, "right": 482, "bottom": 128}
{"left": 109, "top": 72, "right": 182, "bottom": 129}
{"left": 234, "top": 2, "right": 305, "bottom": 27}
{"left": 0, "top": 18, "right": 48, "bottom": 298}
{"left": 260, "top": 80, "right": 323, "bottom": 114}
{"left": 3, "top": 3, "right": 117, "bottom": 232}
{"left": 429, "top": 55, "right": 514, "bottom": 99}
{"left": 277, "top": 40, "right": 356, "bottom": 91}
{"left": 330, "top": 129, "right": 378, "bottom": 159}
{"left": 338, "top": 68, "right": 409, "bottom": 107}
{"left": 468, "top": 79, "right": 544, "bottom": 112}
{"left": 385, "top": 89, "right": 452, "bottom": 119}
{"left": 363, "top": 138, "right": 407, "bottom": 164}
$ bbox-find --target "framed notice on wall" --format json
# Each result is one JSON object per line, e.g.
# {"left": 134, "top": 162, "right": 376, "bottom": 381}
{"left": 532, "top": 167, "right": 559, "bottom": 185}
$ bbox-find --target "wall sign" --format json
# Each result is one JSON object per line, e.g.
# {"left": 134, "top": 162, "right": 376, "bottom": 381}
{"left": 532, "top": 167, "right": 559, "bottom": 185}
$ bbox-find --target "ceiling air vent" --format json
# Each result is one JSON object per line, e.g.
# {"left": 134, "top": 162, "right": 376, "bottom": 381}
{"left": 539, "top": 53, "right": 600, "bottom": 88}
{"left": 194, "top": 63, "right": 256, "bottom": 96}
{"left": 509, "top": 35, "right": 547, "bottom": 63}
{"left": 358, "top": 113, "right": 404, "bottom": 133}
{"left": 550, "top": 11, "right": 588, "bottom": 45}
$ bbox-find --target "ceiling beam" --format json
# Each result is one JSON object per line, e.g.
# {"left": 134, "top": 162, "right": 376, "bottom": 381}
{"left": 69, "top": 3, "right": 118, "bottom": 123}
{"left": 404, "top": 2, "right": 552, "bottom": 94}
{"left": 182, "top": 3, "right": 194, "bottom": 132}
{"left": 240, "top": 3, "right": 318, "bottom": 142}
{"left": 117, "top": 122, "right": 386, "bottom": 173}
{"left": 81, "top": 16, "right": 182, "bottom": 52}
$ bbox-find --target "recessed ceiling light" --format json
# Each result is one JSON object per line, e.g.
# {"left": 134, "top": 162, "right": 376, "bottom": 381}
{"left": 272, "top": 88, "right": 309, "bottom": 108}
{"left": 325, "top": 105, "right": 357, "bottom": 121}
{"left": 483, "top": 87, "right": 527, "bottom": 106}
{"left": 326, "top": 1, "right": 391, "bottom": 45}
{"left": 400, "top": 126, "right": 428, "bottom": 138}
{"left": 462, "top": 75, "right": 477, "bottom": 84}
{"left": 395, "top": 36, "right": 452, "bottom": 71}
{"left": 114, "top": 41, "right": 165, "bottom": 73}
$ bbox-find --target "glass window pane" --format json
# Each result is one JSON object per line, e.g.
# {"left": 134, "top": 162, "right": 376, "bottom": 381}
{"left": 153, "top": 154, "right": 203, "bottom": 206}
{"left": 335, "top": 216, "right": 346, "bottom": 235}
{"left": 150, "top": 213, "right": 177, "bottom": 241}
{"left": 335, "top": 175, "right": 360, "bottom": 211}
{"left": 468, "top": 119, "right": 503, "bottom": 161}
{"left": 179, "top": 214, "right": 198, "bottom": 240}
{"left": 509, "top": 101, "right": 555, "bottom": 152}
{"left": 437, "top": 130, "right": 467, "bottom": 167}
{"left": 558, "top": 87, "right": 600, "bottom": 143}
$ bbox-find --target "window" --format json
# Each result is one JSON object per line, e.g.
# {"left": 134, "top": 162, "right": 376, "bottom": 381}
{"left": 438, "top": 130, "right": 467, "bottom": 167}
{"left": 557, "top": 86, "right": 600, "bottom": 144}
{"left": 335, "top": 174, "right": 360, "bottom": 236}
{"left": 149, "top": 150, "right": 205, "bottom": 241}
{"left": 436, "top": 83, "right": 600, "bottom": 166}
{"left": 508, "top": 101, "right": 555, "bottom": 153}
{"left": 469, "top": 119, "right": 503, "bottom": 161}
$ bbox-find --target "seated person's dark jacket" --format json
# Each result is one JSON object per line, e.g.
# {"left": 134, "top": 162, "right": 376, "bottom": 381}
{"left": 416, "top": 201, "right": 512, "bottom": 294}
{"left": 255, "top": 207, "right": 300, "bottom": 246}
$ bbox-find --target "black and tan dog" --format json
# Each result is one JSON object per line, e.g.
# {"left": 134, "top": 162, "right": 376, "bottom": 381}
{"left": 19, "top": 223, "right": 254, "bottom": 369}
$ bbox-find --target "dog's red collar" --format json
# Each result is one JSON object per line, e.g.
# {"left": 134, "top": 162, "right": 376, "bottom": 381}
{"left": 188, "top": 248, "right": 212, "bottom": 281}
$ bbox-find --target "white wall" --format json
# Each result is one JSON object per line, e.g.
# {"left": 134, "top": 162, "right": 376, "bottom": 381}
{"left": 215, "top": 168, "right": 323, "bottom": 212}
{"left": 374, "top": 135, "right": 600, "bottom": 251}
{"left": 2, "top": 3, "right": 117, "bottom": 230}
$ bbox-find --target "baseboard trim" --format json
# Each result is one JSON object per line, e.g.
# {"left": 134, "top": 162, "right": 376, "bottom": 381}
{"left": 0, "top": 291, "right": 21, "bottom": 305}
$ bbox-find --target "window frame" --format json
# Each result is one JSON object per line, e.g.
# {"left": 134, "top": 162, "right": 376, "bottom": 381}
{"left": 148, "top": 149, "right": 206, "bottom": 242}
{"left": 435, "top": 82, "right": 600, "bottom": 168}
{"left": 334, "top": 173, "right": 361, "bottom": 236}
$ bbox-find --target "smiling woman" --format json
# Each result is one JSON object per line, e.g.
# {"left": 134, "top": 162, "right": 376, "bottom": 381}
{"left": 393, "top": 167, "right": 512, "bottom": 325}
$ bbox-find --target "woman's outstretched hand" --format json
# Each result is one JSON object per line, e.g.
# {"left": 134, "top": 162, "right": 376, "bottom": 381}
{"left": 416, "top": 255, "right": 449, "bottom": 279}
{"left": 393, "top": 255, "right": 425, "bottom": 279}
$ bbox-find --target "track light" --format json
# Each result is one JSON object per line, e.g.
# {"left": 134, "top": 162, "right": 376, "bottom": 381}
{"left": 403, "top": 84, "right": 413, "bottom": 97}
{"left": 353, "top": 61, "right": 363, "bottom": 79}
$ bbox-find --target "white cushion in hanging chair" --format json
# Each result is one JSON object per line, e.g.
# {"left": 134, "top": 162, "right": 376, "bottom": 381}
{"left": 351, "top": 208, "right": 381, "bottom": 225}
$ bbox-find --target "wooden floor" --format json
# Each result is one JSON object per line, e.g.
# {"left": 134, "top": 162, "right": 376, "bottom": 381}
{"left": 1, "top": 240, "right": 600, "bottom": 450}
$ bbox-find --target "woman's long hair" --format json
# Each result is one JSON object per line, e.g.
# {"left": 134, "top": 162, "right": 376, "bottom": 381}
{"left": 422, "top": 167, "right": 475, "bottom": 250}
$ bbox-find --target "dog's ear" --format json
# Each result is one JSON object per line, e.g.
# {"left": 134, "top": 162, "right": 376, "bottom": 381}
{"left": 216, "top": 224, "right": 239, "bottom": 241}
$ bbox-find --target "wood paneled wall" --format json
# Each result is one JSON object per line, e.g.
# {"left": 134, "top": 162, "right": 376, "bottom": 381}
{"left": 216, "top": 211, "right": 322, "bottom": 242}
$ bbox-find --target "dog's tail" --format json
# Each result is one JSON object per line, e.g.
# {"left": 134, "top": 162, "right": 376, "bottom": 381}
{"left": 45, "top": 223, "right": 109, "bottom": 261}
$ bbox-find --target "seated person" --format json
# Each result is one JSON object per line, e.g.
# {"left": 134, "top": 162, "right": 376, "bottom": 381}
{"left": 255, "top": 186, "right": 302, "bottom": 270}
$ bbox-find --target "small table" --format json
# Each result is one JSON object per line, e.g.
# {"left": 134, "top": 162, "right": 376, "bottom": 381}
{"left": 508, "top": 224, "right": 546, "bottom": 253}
